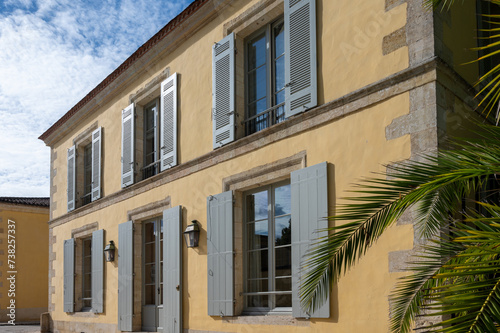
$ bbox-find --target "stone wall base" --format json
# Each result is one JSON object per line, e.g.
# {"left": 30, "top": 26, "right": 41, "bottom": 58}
{"left": 52, "top": 320, "right": 118, "bottom": 333}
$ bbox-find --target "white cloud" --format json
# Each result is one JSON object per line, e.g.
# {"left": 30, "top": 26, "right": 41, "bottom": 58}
{"left": 0, "top": 0, "right": 192, "bottom": 197}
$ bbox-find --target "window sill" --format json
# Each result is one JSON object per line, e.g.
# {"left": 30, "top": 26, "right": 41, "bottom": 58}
{"left": 70, "top": 311, "right": 98, "bottom": 318}
{"left": 223, "top": 314, "right": 309, "bottom": 327}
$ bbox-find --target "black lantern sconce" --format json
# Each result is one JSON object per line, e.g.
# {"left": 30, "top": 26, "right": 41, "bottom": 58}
{"left": 104, "top": 240, "right": 116, "bottom": 262}
{"left": 184, "top": 220, "right": 200, "bottom": 248}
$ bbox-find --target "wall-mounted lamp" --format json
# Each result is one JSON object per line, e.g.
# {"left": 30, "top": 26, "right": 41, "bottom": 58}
{"left": 104, "top": 240, "right": 116, "bottom": 262}
{"left": 183, "top": 220, "right": 200, "bottom": 248}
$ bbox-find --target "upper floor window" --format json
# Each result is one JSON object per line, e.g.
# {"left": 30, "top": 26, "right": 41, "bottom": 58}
{"left": 245, "top": 19, "right": 286, "bottom": 135}
{"left": 121, "top": 73, "right": 178, "bottom": 188}
{"left": 143, "top": 99, "right": 160, "bottom": 180}
{"left": 67, "top": 127, "right": 102, "bottom": 212}
{"left": 212, "top": 0, "right": 317, "bottom": 149}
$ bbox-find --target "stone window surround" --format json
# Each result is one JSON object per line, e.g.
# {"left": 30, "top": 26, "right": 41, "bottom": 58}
{"left": 70, "top": 222, "right": 99, "bottom": 316}
{"left": 221, "top": 151, "right": 309, "bottom": 326}
{"left": 126, "top": 196, "right": 171, "bottom": 331}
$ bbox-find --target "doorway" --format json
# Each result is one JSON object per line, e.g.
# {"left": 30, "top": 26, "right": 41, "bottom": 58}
{"left": 142, "top": 218, "right": 164, "bottom": 331}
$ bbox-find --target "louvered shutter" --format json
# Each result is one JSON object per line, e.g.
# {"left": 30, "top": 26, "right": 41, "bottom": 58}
{"left": 67, "top": 146, "right": 76, "bottom": 212}
{"left": 160, "top": 73, "right": 178, "bottom": 171}
{"left": 63, "top": 238, "right": 75, "bottom": 313}
{"left": 291, "top": 162, "right": 329, "bottom": 318}
{"left": 118, "top": 221, "right": 134, "bottom": 331}
{"left": 92, "top": 229, "right": 104, "bottom": 313}
{"left": 121, "top": 104, "right": 135, "bottom": 187}
{"left": 163, "top": 206, "right": 182, "bottom": 333}
{"left": 212, "top": 33, "right": 235, "bottom": 149}
{"left": 207, "top": 191, "right": 234, "bottom": 316}
{"left": 284, "top": 0, "right": 317, "bottom": 118}
{"left": 91, "top": 127, "right": 102, "bottom": 201}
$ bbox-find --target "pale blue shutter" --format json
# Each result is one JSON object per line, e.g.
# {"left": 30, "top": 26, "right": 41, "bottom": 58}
{"left": 207, "top": 191, "right": 234, "bottom": 316}
{"left": 212, "top": 33, "right": 235, "bottom": 149}
{"left": 91, "top": 127, "right": 102, "bottom": 201}
{"left": 92, "top": 229, "right": 104, "bottom": 313}
{"left": 160, "top": 73, "right": 178, "bottom": 171}
{"left": 121, "top": 104, "right": 135, "bottom": 187}
{"left": 63, "top": 238, "right": 75, "bottom": 313}
{"left": 291, "top": 162, "right": 329, "bottom": 318}
{"left": 163, "top": 206, "right": 182, "bottom": 333}
{"left": 67, "top": 146, "right": 76, "bottom": 212}
{"left": 284, "top": 0, "right": 317, "bottom": 118}
{"left": 118, "top": 221, "right": 134, "bottom": 331}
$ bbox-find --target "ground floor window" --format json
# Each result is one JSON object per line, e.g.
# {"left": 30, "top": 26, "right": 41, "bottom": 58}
{"left": 81, "top": 237, "right": 92, "bottom": 310}
{"left": 244, "top": 181, "right": 291, "bottom": 313}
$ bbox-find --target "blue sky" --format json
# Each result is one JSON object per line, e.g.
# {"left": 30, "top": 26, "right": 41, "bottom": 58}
{"left": 0, "top": 0, "right": 193, "bottom": 197}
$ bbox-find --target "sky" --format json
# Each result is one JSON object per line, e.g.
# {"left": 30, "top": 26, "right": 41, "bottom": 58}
{"left": 0, "top": 0, "right": 193, "bottom": 197}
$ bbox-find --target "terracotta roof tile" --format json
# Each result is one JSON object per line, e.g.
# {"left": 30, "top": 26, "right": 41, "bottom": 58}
{"left": 0, "top": 197, "right": 50, "bottom": 207}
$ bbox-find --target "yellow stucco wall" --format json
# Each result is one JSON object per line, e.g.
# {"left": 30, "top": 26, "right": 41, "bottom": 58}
{"left": 0, "top": 204, "right": 49, "bottom": 322}
{"left": 45, "top": 0, "right": 418, "bottom": 331}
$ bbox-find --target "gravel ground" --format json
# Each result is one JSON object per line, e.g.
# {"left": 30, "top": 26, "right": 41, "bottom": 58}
{"left": 0, "top": 324, "right": 40, "bottom": 332}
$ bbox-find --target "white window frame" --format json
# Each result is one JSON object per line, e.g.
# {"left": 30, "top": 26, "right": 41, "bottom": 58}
{"left": 243, "top": 180, "right": 292, "bottom": 315}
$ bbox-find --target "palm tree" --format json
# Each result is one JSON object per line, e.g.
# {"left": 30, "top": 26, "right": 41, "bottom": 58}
{"left": 299, "top": 1, "right": 500, "bottom": 332}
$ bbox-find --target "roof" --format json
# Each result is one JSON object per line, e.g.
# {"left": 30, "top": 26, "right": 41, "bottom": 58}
{"left": 39, "top": 0, "right": 209, "bottom": 142}
{"left": 0, "top": 197, "right": 50, "bottom": 207}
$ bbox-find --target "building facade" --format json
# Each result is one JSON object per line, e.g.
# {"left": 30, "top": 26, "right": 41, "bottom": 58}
{"left": 39, "top": 0, "right": 483, "bottom": 332}
{"left": 0, "top": 197, "right": 49, "bottom": 324}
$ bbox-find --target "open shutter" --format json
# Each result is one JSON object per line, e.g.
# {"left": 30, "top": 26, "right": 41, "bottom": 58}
{"left": 63, "top": 238, "right": 75, "bottom": 313}
{"left": 207, "top": 191, "right": 234, "bottom": 316}
{"left": 160, "top": 73, "right": 178, "bottom": 171}
{"left": 91, "top": 127, "right": 102, "bottom": 201}
{"left": 92, "top": 229, "right": 104, "bottom": 313}
{"left": 284, "top": 0, "right": 317, "bottom": 118}
{"left": 291, "top": 162, "right": 329, "bottom": 318}
{"left": 163, "top": 206, "right": 182, "bottom": 333}
{"left": 67, "top": 146, "right": 76, "bottom": 212}
{"left": 212, "top": 32, "right": 235, "bottom": 149}
{"left": 118, "top": 221, "right": 134, "bottom": 331}
{"left": 121, "top": 104, "right": 135, "bottom": 187}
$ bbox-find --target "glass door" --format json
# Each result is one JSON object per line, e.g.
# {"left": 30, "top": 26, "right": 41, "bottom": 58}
{"left": 142, "top": 218, "right": 164, "bottom": 331}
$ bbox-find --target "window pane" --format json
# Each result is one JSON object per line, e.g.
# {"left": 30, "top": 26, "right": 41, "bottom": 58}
{"left": 144, "top": 222, "right": 155, "bottom": 243}
{"left": 246, "top": 191, "right": 268, "bottom": 221}
{"left": 145, "top": 263, "right": 155, "bottom": 284}
{"left": 275, "top": 184, "right": 291, "bottom": 215}
{"left": 247, "top": 220, "right": 268, "bottom": 250}
{"left": 274, "top": 56, "right": 285, "bottom": 93}
{"left": 275, "top": 247, "right": 292, "bottom": 276}
{"left": 275, "top": 216, "right": 291, "bottom": 246}
{"left": 247, "top": 33, "right": 266, "bottom": 70}
{"left": 145, "top": 285, "right": 155, "bottom": 305}
{"left": 247, "top": 278, "right": 268, "bottom": 292}
{"left": 247, "top": 295, "right": 269, "bottom": 308}
{"left": 144, "top": 243, "right": 155, "bottom": 264}
{"left": 275, "top": 294, "right": 291, "bottom": 308}
{"left": 274, "top": 21, "right": 285, "bottom": 57}
{"left": 248, "top": 66, "right": 267, "bottom": 103}
{"left": 248, "top": 250, "right": 269, "bottom": 279}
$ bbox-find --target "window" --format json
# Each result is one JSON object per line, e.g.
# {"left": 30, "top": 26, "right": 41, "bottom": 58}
{"left": 67, "top": 127, "right": 102, "bottom": 212}
{"left": 121, "top": 72, "right": 178, "bottom": 188}
{"left": 244, "top": 19, "right": 286, "bottom": 135}
{"left": 63, "top": 229, "right": 104, "bottom": 313}
{"left": 212, "top": 0, "right": 317, "bottom": 148}
{"left": 82, "top": 143, "right": 92, "bottom": 206}
{"left": 244, "top": 182, "right": 291, "bottom": 313}
{"left": 81, "top": 237, "right": 92, "bottom": 310}
{"left": 143, "top": 99, "right": 160, "bottom": 180}
{"left": 206, "top": 162, "right": 329, "bottom": 318}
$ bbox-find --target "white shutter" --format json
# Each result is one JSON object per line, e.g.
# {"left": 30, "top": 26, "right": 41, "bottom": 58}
{"left": 121, "top": 104, "right": 135, "bottom": 187}
{"left": 91, "top": 229, "right": 104, "bottom": 313}
{"left": 291, "top": 162, "right": 329, "bottom": 318}
{"left": 91, "top": 127, "right": 102, "bottom": 201}
{"left": 212, "top": 33, "right": 235, "bottom": 149}
{"left": 63, "top": 238, "right": 75, "bottom": 312}
{"left": 284, "top": 0, "right": 317, "bottom": 118}
{"left": 160, "top": 73, "right": 178, "bottom": 171}
{"left": 67, "top": 146, "right": 76, "bottom": 212}
{"left": 118, "top": 221, "right": 134, "bottom": 331}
